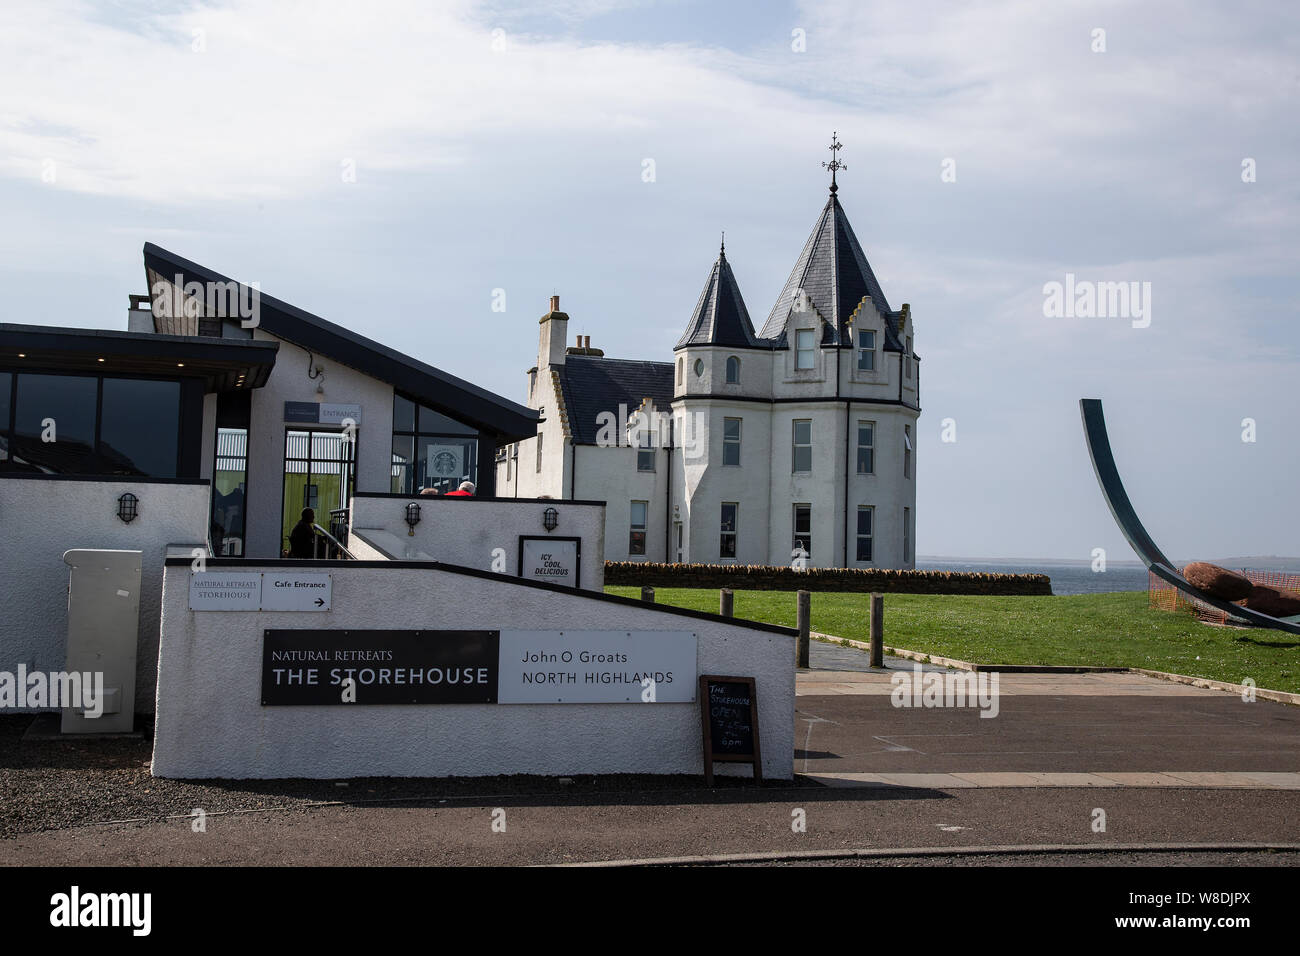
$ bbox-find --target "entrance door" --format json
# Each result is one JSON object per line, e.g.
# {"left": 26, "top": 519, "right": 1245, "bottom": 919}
{"left": 282, "top": 429, "right": 356, "bottom": 555}
{"left": 674, "top": 521, "right": 683, "bottom": 563}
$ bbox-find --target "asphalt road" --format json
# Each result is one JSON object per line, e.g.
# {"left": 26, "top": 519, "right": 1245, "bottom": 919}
{"left": 4, "top": 658, "right": 1298, "bottom": 866}
{"left": 5, "top": 785, "right": 1299, "bottom": 866}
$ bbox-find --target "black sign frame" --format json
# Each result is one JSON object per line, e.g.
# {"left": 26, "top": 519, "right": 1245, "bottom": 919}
{"left": 516, "top": 535, "right": 582, "bottom": 588}
{"left": 698, "top": 674, "right": 762, "bottom": 786}
{"left": 262, "top": 629, "right": 499, "bottom": 705}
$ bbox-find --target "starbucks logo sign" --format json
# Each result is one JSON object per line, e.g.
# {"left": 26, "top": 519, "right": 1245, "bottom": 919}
{"left": 431, "top": 451, "right": 459, "bottom": 476}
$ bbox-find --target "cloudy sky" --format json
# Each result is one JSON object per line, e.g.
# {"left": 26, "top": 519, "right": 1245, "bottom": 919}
{"left": 2, "top": 0, "right": 1296, "bottom": 560}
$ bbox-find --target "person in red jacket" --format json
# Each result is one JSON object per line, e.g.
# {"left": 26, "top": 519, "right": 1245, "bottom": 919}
{"left": 444, "top": 480, "right": 475, "bottom": 497}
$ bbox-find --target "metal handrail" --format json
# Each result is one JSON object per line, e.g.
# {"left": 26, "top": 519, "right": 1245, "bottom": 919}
{"left": 310, "top": 522, "right": 358, "bottom": 561}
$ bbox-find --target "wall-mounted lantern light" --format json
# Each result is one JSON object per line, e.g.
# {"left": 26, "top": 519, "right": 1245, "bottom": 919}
{"left": 117, "top": 492, "right": 139, "bottom": 524}
{"left": 542, "top": 507, "right": 559, "bottom": 532}
{"left": 404, "top": 501, "right": 421, "bottom": 536}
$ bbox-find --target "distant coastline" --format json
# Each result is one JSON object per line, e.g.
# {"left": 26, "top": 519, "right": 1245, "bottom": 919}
{"left": 916, "top": 556, "right": 1300, "bottom": 596}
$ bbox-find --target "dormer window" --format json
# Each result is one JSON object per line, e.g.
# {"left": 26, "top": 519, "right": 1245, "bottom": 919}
{"left": 725, "top": 356, "right": 740, "bottom": 383}
{"left": 795, "top": 329, "right": 815, "bottom": 370}
{"left": 856, "top": 329, "right": 875, "bottom": 371}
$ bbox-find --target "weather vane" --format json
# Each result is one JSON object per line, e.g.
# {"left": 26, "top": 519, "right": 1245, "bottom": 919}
{"left": 822, "top": 131, "right": 846, "bottom": 194}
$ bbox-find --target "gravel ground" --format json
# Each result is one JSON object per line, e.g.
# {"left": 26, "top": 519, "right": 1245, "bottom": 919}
{"left": 0, "top": 715, "right": 802, "bottom": 838}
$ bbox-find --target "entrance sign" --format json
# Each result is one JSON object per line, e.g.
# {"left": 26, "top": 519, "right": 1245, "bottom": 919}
{"left": 188, "top": 573, "right": 263, "bottom": 611}
{"left": 284, "top": 401, "right": 363, "bottom": 426}
{"left": 261, "top": 573, "right": 332, "bottom": 611}
{"left": 189, "top": 572, "right": 331, "bottom": 611}
{"left": 699, "top": 675, "right": 762, "bottom": 785}
{"left": 262, "top": 629, "right": 498, "bottom": 705}
{"left": 517, "top": 536, "right": 581, "bottom": 588}
{"left": 497, "top": 630, "right": 696, "bottom": 703}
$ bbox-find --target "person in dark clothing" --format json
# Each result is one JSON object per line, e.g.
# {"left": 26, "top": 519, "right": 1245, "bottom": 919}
{"left": 288, "top": 507, "right": 317, "bottom": 559}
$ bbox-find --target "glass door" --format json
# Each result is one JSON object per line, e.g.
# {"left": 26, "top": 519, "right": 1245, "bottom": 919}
{"left": 282, "top": 429, "right": 356, "bottom": 556}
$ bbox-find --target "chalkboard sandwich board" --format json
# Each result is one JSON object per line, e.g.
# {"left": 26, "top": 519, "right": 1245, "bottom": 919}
{"left": 699, "top": 674, "right": 761, "bottom": 787}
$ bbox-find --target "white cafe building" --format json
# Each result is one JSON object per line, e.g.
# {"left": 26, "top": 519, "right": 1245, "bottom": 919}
{"left": 0, "top": 241, "right": 796, "bottom": 782}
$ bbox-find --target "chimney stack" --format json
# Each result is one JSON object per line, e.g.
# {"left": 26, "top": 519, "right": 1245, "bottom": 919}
{"left": 538, "top": 293, "right": 569, "bottom": 368}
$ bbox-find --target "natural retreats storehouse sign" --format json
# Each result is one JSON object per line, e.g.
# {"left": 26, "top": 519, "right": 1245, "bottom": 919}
{"left": 261, "top": 628, "right": 698, "bottom": 705}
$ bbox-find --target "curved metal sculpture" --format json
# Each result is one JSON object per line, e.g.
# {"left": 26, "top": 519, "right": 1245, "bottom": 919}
{"left": 1079, "top": 398, "right": 1300, "bottom": 635}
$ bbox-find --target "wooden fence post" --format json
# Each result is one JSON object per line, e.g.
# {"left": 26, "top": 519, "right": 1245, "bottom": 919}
{"left": 796, "top": 590, "right": 811, "bottom": 668}
{"left": 869, "top": 592, "right": 884, "bottom": 668}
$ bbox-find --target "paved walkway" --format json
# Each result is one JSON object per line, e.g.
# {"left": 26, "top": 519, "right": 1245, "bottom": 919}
{"left": 798, "top": 639, "right": 1300, "bottom": 789}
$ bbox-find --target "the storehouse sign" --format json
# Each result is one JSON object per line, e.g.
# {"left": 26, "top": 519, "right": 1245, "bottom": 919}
{"left": 262, "top": 629, "right": 697, "bottom": 705}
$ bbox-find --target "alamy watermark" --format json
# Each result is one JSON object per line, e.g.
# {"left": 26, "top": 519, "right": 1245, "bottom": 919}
{"left": 151, "top": 273, "right": 261, "bottom": 328}
{"left": 1043, "top": 273, "right": 1151, "bottom": 328}
{"left": 890, "top": 664, "right": 1000, "bottom": 718}
{"left": 0, "top": 666, "right": 105, "bottom": 717}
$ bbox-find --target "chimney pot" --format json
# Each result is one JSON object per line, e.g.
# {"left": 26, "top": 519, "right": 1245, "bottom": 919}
{"left": 584, "top": 335, "right": 591, "bottom": 349}
{"left": 576, "top": 334, "right": 582, "bottom": 348}
{"left": 550, "top": 295, "right": 560, "bottom": 313}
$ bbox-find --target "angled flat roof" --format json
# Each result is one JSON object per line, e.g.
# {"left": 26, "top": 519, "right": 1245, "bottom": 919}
{"left": 0, "top": 323, "right": 278, "bottom": 391}
{"left": 143, "top": 243, "right": 540, "bottom": 442}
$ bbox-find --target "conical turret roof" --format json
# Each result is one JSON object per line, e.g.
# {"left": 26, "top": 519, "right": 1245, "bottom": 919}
{"left": 675, "top": 243, "right": 764, "bottom": 350}
{"left": 758, "top": 193, "right": 903, "bottom": 350}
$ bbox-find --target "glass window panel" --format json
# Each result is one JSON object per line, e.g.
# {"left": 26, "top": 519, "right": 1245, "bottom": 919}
{"left": 213, "top": 427, "right": 247, "bottom": 556}
{"left": 794, "top": 420, "right": 810, "bottom": 445}
{"left": 393, "top": 394, "right": 416, "bottom": 433}
{"left": 630, "top": 501, "right": 647, "bottom": 526}
{"left": 721, "top": 503, "right": 736, "bottom": 532}
{"left": 285, "top": 429, "right": 312, "bottom": 460}
{"left": 857, "top": 508, "right": 872, "bottom": 535}
{"left": 794, "top": 506, "right": 811, "bottom": 534}
{"left": 14, "top": 374, "right": 98, "bottom": 473}
{"left": 391, "top": 435, "right": 414, "bottom": 494}
{"left": 723, "top": 418, "right": 741, "bottom": 440}
{"left": 795, "top": 329, "right": 815, "bottom": 369}
{"left": 282, "top": 469, "right": 313, "bottom": 555}
{"left": 0, "top": 371, "right": 10, "bottom": 462}
{"left": 418, "top": 404, "right": 477, "bottom": 436}
{"left": 99, "top": 378, "right": 180, "bottom": 477}
{"left": 417, "top": 435, "right": 477, "bottom": 493}
{"left": 725, "top": 356, "right": 740, "bottom": 383}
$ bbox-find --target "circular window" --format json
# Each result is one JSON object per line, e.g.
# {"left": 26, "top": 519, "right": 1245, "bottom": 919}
{"left": 694, "top": 359, "right": 704, "bottom": 377}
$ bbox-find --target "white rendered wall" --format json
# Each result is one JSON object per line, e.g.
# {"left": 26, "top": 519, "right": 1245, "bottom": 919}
{"left": 152, "top": 562, "right": 795, "bottom": 779}
{"left": 0, "top": 476, "right": 209, "bottom": 713}
{"left": 349, "top": 493, "right": 606, "bottom": 588}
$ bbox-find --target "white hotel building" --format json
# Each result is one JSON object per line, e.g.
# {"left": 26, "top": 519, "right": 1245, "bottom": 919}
{"left": 498, "top": 177, "right": 920, "bottom": 568}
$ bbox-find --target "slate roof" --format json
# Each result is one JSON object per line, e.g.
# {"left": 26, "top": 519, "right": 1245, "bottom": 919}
{"left": 675, "top": 247, "right": 768, "bottom": 350}
{"left": 758, "top": 193, "right": 904, "bottom": 351}
{"left": 555, "top": 354, "right": 674, "bottom": 445}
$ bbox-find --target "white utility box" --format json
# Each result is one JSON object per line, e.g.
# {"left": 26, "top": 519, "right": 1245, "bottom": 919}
{"left": 61, "top": 549, "right": 141, "bottom": 734}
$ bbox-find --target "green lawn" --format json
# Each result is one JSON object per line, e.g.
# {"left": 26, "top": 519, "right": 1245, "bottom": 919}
{"left": 604, "top": 587, "right": 1300, "bottom": 694}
